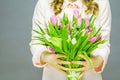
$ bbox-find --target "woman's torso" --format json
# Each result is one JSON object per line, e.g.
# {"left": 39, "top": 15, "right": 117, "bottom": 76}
{"left": 39, "top": 0, "right": 103, "bottom": 80}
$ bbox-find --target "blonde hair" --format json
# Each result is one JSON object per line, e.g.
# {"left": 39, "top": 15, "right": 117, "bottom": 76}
{"left": 50, "top": 0, "right": 99, "bottom": 16}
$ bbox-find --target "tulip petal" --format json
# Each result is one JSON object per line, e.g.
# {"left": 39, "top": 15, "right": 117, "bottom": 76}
{"left": 50, "top": 15, "right": 56, "bottom": 25}
{"left": 90, "top": 37, "right": 96, "bottom": 43}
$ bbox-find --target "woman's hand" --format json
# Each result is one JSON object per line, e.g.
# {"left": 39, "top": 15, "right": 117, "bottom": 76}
{"left": 70, "top": 54, "right": 92, "bottom": 79}
{"left": 63, "top": 54, "right": 103, "bottom": 79}
{"left": 40, "top": 50, "right": 71, "bottom": 74}
{"left": 71, "top": 54, "right": 104, "bottom": 79}
{"left": 40, "top": 51, "right": 104, "bottom": 78}
{"left": 91, "top": 54, "right": 104, "bottom": 72}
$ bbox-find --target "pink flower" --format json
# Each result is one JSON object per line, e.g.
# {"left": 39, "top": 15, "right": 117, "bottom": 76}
{"left": 89, "top": 28, "right": 92, "bottom": 32}
{"left": 98, "top": 35, "right": 102, "bottom": 40}
{"left": 90, "top": 37, "right": 96, "bottom": 43}
{"left": 77, "top": 17, "right": 82, "bottom": 26}
{"left": 47, "top": 46, "right": 55, "bottom": 53}
{"left": 73, "top": 9, "right": 79, "bottom": 18}
{"left": 50, "top": 15, "right": 56, "bottom": 25}
{"left": 86, "top": 17, "right": 90, "bottom": 26}
{"left": 56, "top": 16, "right": 62, "bottom": 27}
{"left": 86, "top": 28, "right": 92, "bottom": 34}
{"left": 86, "top": 30, "right": 90, "bottom": 34}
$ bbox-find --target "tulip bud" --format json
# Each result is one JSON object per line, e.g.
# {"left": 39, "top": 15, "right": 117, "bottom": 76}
{"left": 86, "top": 29, "right": 90, "bottom": 34}
{"left": 86, "top": 28, "right": 92, "bottom": 34}
{"left": 77, "top": 17, "right": 82, "bottom": 26}
{"left": 56, "top": 16, "right": 62, "bottom": 27}
{"left": 72, "top": 38, "right": 76, "bottom": 44}
{"left": 47, "top": 46, "right": 55, "bottom": 53}
{"left": 73, "top": 9, "right": 79, "bottom": 18}
{"left": 90, "top": 37, "right": 96, "bottom": 43}
{"left": 50, "top": 15, "right": 56, "bottom": 25}
{"left": 86, "top": 17, "right": 90, "bottom": 26}
{"left": 98, "top": 35, "right": 102, "bottom": 40}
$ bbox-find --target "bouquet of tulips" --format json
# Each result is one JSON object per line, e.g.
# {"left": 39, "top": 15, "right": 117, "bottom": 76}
{"left": 32, "top": 10, "right": 106, "bottom": 80}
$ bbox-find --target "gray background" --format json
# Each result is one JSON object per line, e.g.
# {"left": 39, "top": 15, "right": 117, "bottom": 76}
{"left": 0, "top": 0, "right": 119, "bottom": 80}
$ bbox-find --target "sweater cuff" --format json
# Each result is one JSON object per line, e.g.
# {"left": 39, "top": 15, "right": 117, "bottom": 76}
{"left": 91, "top": 43, "right": 110, "bottom": 73}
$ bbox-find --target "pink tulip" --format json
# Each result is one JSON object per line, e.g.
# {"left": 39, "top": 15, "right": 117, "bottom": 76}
{"left": 89, "top": 28, "right": 92, "bottom": 32}
{"left": 77, "top": 17, "right": 82, "bottom": 26}
{"left": 73, "top": 9, "right": 79, "bottom": 18}
{"left": 98, "top": 35, "right": 102, "bottom": 40}
{"left": 90, "top": 36, "right": 96, "bottom": 43}
{"left": 56, "top": 16, "right": 62, "bottom": 27}
{"left": 47, "top": 46, "right": 55, "bottom": 53}
{"left": 86, "top": 28, "right": 92, "bottom": 34}
{"left": 50, "top": 15, "right": 56, "bottom": 25}
{"left": 86, "top": 29, "right": 90, "bottom": 34}
{"left": 86, "top": 17, "right": 90, "bottom": 26}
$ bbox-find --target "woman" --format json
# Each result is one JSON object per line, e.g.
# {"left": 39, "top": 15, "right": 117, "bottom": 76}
{"left": 29, "top": 0, "right": 112, "bottom": 80}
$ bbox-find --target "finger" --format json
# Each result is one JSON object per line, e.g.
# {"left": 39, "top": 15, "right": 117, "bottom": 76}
{"left": 57, "top": 65, "right": 86, "bottom": 72}
{"left": 71, "top": 67, "right": 85, "bottom": 72}
{"left": 78, "top": 72, "right": 85, "bottom": 80}
{"left": 52, "top": 64, "right": 67, "bottom": 75}
{"left": 58, "top": 65, "right": 85, "bottom": 72}
{"left": 71, "top": 61, "right": 86, "bottom": 66}
{"left": 56, "top": 54, "right": 67, "bottom": 58}
{"left": 78, "top": 54, "right": 88, "bottom": 61}
{"left": 57, "top": 64, "right": 71, "bottom": 71}
{"left": 57, "top": 59, "right": 71, "bottom": 64}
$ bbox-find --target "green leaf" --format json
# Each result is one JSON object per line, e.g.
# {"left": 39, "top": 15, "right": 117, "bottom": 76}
{"left": 76, "top": 31, "right": 82, "bottom": 40}
{"left": 48, "top": 37, "right": 62, "bottom": 50}
{"left": 32, "top": 29, "right": 43, "bottom": 35}
{"left": 79, "top": 35, "right": 90, "bottom": 50}
{"left": 54, "top": 21, "right": 60, "bottom": 35}
{"left": 90, "top": 15, "right": 94, "bottom": 22}
{"left": 67, "top": 39, "right": 73, "bottom": 53}
{"left": 46, "top": 26, "right": 50, "bottom": 35}
{"left": 94, "top": 26, "right": 102, "bottom": 36}
{"left": 66, "top": 39, "right": 75, "bottom": 59}
{"left": 35, "top": 22, "right": 45, "bottom": 34}
{"left": 62, "top": 40, "right": 69, "bottom": 53}
{"left": 90, "top": 17, "right": 96, "bottom": 27}
{"left": 72, "top": 15, "right": 77, "bottom": 24}
{"left": 48, "top": 21, "right": 58, "bottom": 36}
{"left": 32, "top": 36, "right": 48, "bottom": 42}
{"left": 83, "top": 42, "right": 92, "bottom": 51}
{"left": 81, "top": 19, "right": 86, "bottom": 30}
{"left": 72, "top": 32, "right": 82, "bottom": 57}
{"left": 83, "top": 51, "right": 94, "bottom": 68}
{"left": 61, "top": 24, "right": 68, "bottom": 40}
{"left": 63, "top": 13, "right": 69, "bottom": 24}
{"left": 87, "top": 39, "right": 106, "bottom": 55}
